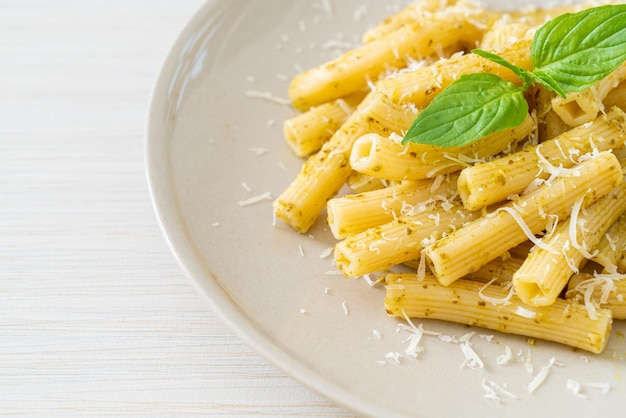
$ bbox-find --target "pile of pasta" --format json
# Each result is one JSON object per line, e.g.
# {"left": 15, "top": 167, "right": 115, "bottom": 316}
{"left": 273, "top": 0, "right": 626, "bottom": 354}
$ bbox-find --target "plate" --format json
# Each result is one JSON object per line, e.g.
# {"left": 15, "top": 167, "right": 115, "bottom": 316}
{"left": 146, "top": 1, "right": 626, "bottom": 416}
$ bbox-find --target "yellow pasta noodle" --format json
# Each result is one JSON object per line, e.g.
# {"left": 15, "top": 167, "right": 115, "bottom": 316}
{"left": 403, "top": 254, "right": 525, "bottom": 283}
{"left": 552, "top": 62, "right": 626, "bottom": 126}
{"left": 604, "top": 80, "right": 626, "bottom": 111}
{"left": 327, "top": 175, "right": 457, "bottom": 239}
{"left": 361, "top": 0, "right": 459, "bottom": 43}
{"left": 350, "top": 115, "right": 533, "bottom": 181}
{"left": 284, "top": 92, "right": 365, "bottom": 158}
{"left": 385, "top": 273, "right": 612, "bottom": 354}
{"left": 457, "top": 106, "right": 626, "bottom": 211}
{"left": 466, "top": 255, "right": 525, "bottom": 284}
{"left": 425, "top": 151, "right": 623, "bottom": 286}
{"left": 513, "top": 166, "right": 626, "bottom": 307}
{"left": 346, "top": 171, "right": 386, "bottom": 193}
{"left": 335, "top": 203, "right": 478, "bottom": 278}
{"left": 567, "top": 272, "right": 626, "bottom": 319}
{"left": 592, "top": 212, "right": 626, "bottom": 273}
{"left": 377, "top": 39, "right": 532, "bottom": 106}
{"left": 273, "top": 91, "right": 416, "bottom": 233}
{"left": 288, "top": 4, "right": 492, "bottom": 110}
{"left": 276, "top": 1, "right": 626, "bottom": 354}
{"left": 479, "top": 20, "right": 533, "bottom": 52}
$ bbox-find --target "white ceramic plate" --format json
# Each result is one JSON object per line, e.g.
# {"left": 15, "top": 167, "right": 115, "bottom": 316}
{"left": 146, "top": 1, "right": 626, "bottom": 416}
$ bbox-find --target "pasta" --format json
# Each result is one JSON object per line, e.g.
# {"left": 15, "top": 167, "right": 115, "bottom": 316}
{"left": 426, "top": 151, "right": 623, "bottom": 286}
{"left": 283, "top": 92, "right": 365, "bottom": 157}
{"left": 552, "top": 62, "right": 626, "bottom": 126}
{"left": 591, "top": 212, "right": 626, "bottom": 273}
{"left": 513, "top": 159, "right": 626, "bottom": 307}
{"left": 386, "top": 273, "right": 612, "bottom": 354}
{"left": 273, "top": 91, "right": 417, "bottom": 233}
{"left": 334, "top": 202, "right": 478, "bottom": 278}
{"left": 457, "top": 107, "right": 626, "bottom": 211}
{"left": 567, "top": 272, "right": 626, "bottom": 319}
{"left": 274, "top": 0, "right": 626, "bottom": 353}
{"left": 361, "top": 0, "right": 459, "bottom": 43}
{"left": 288, "top": 3, "right": 495, "bottom": 110}
{"left": 327, "top": 175, "right": 458, "bottom": 239}
{"left": 350, "top": 115, "right": 533, "bottom": 181}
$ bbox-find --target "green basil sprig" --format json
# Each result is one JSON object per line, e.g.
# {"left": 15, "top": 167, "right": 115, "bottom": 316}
{"left": 402, "top": 4, "right": 626, "bottom": 148}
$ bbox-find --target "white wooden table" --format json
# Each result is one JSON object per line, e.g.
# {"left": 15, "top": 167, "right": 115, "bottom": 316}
{"left": 0, "top": 1, "right": 353, "bottom": 415}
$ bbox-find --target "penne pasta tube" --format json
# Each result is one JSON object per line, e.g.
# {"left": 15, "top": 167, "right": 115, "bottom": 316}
{"left": 567, "top": 272, "right": 626, "bottom": 319}
{"left": 377, "top": 39, "right": 533, "bottom": 106}
{"left": 284, "top": 92, "right": 365, "bottom": 158}
{"left": 327, "top": 175, "right": 457, "bottom": 239}
{"left": 592, "top": 212, "right": 626, "bottom": 273}
{"left": 288, "top": 5, "right": 491, "bottom": 110}
{"left": 507, "top": 240, "right": 534, "bottom": 260}
{"left": 513, "top": 168, "right": 626, "bottom": 307}
{"left": 538, "top": 107, "right": 572, "bottom": 141}
{"left": 361, "top": 0, "right": 459, "bottom": 43}
{"left": 425, "top": 151, "right": 624, "bottom": 286}
{"left": 507, "top": 2, "right": 603, "bottom": 23}
{"left": 552, "top": 62, "right": 626, "bottom": 126}
{"left": 604, "top": 80, "right": 626, "bottom": 111}
{"left": 385, "top": 273, "right": 612, "bottom": 354}
{"left": 466, "top": 255, "right": 525, "bottom": 284}
{"left": 346, "top": 171, "right": 386, "bottom": 193}
{"left": 457, "top": 106, "right": 626, "bottom": 211}
{"left": 479, "top": 21, "right": 533, "bottom": 52}
{"left": 526, "top": 85, "right": 571, "bottom": 141}
{"left": 404, "top": 254, "right": 525, "bottom": 284}
{"left": 334, "top": 203, "right": 478, "bottom": 278}
{"left": 273, "top": 91, "right": 417, "bottom": 233}
{"left": 350, "top": 115, "right": 533, "bottom": 181}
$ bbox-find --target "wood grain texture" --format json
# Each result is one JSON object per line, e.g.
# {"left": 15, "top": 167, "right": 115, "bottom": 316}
{"left": 0, "top": 1, "right": 353, "bottom": 416}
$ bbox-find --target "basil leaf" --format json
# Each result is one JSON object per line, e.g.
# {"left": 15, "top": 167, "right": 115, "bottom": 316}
{"left": 531, "top": 4, "right": 626, "bottom": 94}
{"left": 402, "top": 73, "right": 528, "bottom": 147}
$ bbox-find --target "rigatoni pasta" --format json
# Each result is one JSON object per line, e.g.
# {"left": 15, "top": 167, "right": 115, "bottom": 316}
{"left": 283, "top": 92, "right": 365, "bottom": 157}
{"left": 386, "top": 273, "right": 612, "bottom": 354}
{"left": 425, "top": 151, "right": 623, "bottom": 286}
{"left": 273, "top": 0, "right": 626, "bottom": 353}
{"left": 457, "top": 106, "right": 626, "bottom": 211}
{"left": 513, "top": 160, "right": 626, "bottom": 307}
{"left": 288, "top": 3, "right": 495, "bottom": 110}
{"left": 350, "top": 115, "right": 533, "bottom": 181}
{"left": 327, "top": 175, "right": 457, "bottom": 239}
{"left": 273, "top": 91, "right": 417, "bottom": 233}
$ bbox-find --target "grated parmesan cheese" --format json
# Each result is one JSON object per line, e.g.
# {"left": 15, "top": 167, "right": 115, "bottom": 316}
{"left": 569, "top": 196, "right": 599, "bottom": 259}
{"left": 248, "top": 147, "right": 269, "bottom": 155}
{"left": 244, "top": 90, "right": 291, "bottom": 105}
{"left": 319, "top": 247, "right": 334, "bottom": 259}
{"left": 496, "top": 207, "right": 560, "bottom": 255}
{"left": 497, "top": 345, "right": 513, "bottom": 366}
{"left": 478, "top": 279, "right": 514, "bottom": 306}
{"left": 460, "top": 339, "right": 484, "bottom": 369}
{"left": 566, "top": 379, "right": 587, "bottom": 399}
{"left": 482, "top": 378, "right": 518, "bottom": 403}
{"left": 527, "top": 357, "right": 562, "bottom": 394}
{"left": 238, "top": 192, "right": 273, "bottom": 207}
